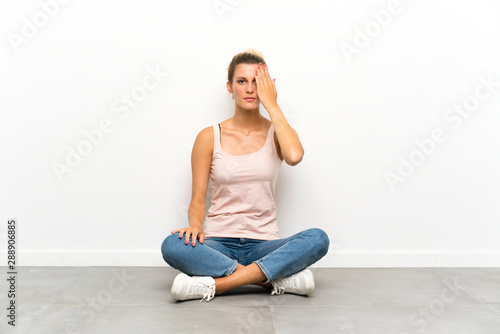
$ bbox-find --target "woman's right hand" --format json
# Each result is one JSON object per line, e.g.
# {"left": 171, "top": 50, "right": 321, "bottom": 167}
{"left": 171, "top": 227, "right": 205, "bottom": 247}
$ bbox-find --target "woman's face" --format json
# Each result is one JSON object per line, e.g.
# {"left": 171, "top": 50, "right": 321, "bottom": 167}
{"left": 227, "top": 63, "right": 260, "bottom": 111}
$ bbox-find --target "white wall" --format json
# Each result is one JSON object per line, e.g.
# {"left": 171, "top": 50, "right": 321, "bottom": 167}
{"left": 1, "top": 0, "right": 499, "bottom": 267}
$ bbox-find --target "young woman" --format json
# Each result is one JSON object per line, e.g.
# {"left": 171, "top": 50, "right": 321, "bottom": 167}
{"left": 161, "top": 49, "right": 329, "bottom": 302}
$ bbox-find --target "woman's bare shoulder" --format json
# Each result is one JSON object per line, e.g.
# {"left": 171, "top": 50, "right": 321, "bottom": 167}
{"left": 192, "top": 125, "right": 214, "bottom": 154}
{"left": 197, "top": 125, "right": 214, "bottom": 137}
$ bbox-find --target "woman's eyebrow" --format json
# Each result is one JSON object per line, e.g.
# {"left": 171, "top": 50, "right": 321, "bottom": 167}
{"left": 235, "top": 76, "right": 255, "bottom": 80}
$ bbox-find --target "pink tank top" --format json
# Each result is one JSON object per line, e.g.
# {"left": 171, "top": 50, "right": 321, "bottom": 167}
{"left": 203, "top": 123, "right": 282, "bottom": 240}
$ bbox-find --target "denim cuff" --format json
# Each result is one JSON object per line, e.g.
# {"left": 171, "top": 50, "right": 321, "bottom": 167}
{"left": 254, "top": 260, "right": 272, "bottom": 284}
{"left": 224, "top": 259, "right": 238, "bottom": 277}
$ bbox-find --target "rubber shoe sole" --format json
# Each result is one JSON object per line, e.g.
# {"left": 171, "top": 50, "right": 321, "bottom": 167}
{"left": 170, "top": 273, "right": 189, "bottom": 301}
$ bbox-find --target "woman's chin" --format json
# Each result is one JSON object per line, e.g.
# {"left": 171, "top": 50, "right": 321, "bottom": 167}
{"left": 237, "top": 102, "right": 259, "bottom": 112}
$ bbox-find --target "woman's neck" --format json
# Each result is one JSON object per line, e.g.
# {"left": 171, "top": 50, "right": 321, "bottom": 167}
{"left": 232, "top": 105, "right": 267, "bottom": 130}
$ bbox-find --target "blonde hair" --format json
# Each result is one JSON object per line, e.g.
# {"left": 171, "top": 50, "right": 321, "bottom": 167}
{"left": 227, "top": 48, "right": 266, "bottom": 83}
{"left": 242, "top": 48, "right": 264, "bottom": 59}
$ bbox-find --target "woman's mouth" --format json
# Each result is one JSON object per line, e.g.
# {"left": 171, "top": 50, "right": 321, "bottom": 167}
{"left": 244, "top": 97, "right": 256, "bottom": 101}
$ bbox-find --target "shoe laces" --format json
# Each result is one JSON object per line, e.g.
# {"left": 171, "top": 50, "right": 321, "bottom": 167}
{"left": 191, "top": 281, "right": 216, "bottom": 302}
{"left": 271, "top": 276, "right": 298, "bottom": 295}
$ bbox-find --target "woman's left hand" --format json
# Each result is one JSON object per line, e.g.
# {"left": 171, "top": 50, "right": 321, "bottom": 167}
{"left": 256, "top": 63, "right": 278, "bottom": 110}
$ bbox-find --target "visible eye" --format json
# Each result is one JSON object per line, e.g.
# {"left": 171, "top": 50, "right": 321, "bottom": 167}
{"left": 238, "top": 80, "right": 245, "bottom": 84}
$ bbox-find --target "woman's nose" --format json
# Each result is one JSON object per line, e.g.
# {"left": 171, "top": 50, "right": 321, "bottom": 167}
{"left": 246, "top": 82, "right": 255, "bottom": 93}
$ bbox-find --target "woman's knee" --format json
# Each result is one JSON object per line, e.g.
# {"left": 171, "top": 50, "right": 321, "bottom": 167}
{"left": 160, "top": 233, "right": 183, "bottom": 265}
{"left": 305, "top": 228, "right": 330, "bottom": 258}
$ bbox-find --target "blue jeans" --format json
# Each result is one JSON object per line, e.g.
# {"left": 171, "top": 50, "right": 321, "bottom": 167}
{"left": 161, "top": 228, "right": 330, "bottom": 284}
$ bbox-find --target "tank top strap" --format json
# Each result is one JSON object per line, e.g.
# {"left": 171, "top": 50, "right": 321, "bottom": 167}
{"left": 212, "top": 124, "right": 221, "bottom": 153}
{"left": 267, "top": 123, "right": 277, "bottom": 157}
{"left": 266, "top": 123, "right": 274, "bottom": 144}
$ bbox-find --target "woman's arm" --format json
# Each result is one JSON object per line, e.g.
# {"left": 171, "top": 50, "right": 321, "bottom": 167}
{"left": 256, "top": 64, "right": 304, "bottom": 166}
{"left": 171, "top": 126, "right": 213, "bottom": 246}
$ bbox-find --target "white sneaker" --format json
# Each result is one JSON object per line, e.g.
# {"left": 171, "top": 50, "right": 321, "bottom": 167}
{"left": 271, "top": 269, "right": 315, "bottom": 296}
{"left": 170, "top": 273, "right": 216, "bottom": 302}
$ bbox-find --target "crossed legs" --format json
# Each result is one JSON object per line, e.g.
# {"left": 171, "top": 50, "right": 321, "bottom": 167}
{"left": 214, "top": 263, "right": 271, "bottom": 295}
{"left": 161, "top": 228, "right": 330, "bottom": 300}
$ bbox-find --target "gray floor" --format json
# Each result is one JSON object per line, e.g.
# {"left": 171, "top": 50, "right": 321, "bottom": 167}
{"left": 1, "top": 267, "right": 500, "bottom": 333}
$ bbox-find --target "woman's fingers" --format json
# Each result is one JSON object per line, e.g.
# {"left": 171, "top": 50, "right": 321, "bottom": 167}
{"left": 191, "top": 230, "right": 198, "bottom": 246}
{"left": 184, "top": 230, "right": 192, "bottom": 245}
{"left": 256, "top": 63, "right": 278, "bottom": 108}
{"left": 259, "top": 64, "right": 272, "bottom": 85}
{"left": 256, "top": 65, "right": 268, "bottom": 92}
{"left": 263, "top": 64, "right": 272, "bottom": 82}
{"left": 172, "top": 227, "right": 204, "bottom": 246}
{"left": 258, "top": 65, "right": 276, "bottom": 96}
{"left": 177, "top": 229, "right": 184, "bottom": 238}
{"left": 257, "top": 64, "right": 268, "bottom": 87}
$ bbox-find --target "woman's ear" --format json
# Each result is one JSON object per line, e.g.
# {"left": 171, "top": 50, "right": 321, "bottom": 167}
{"left": 226, "top": 81, "right": 233, "bottom": 94}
